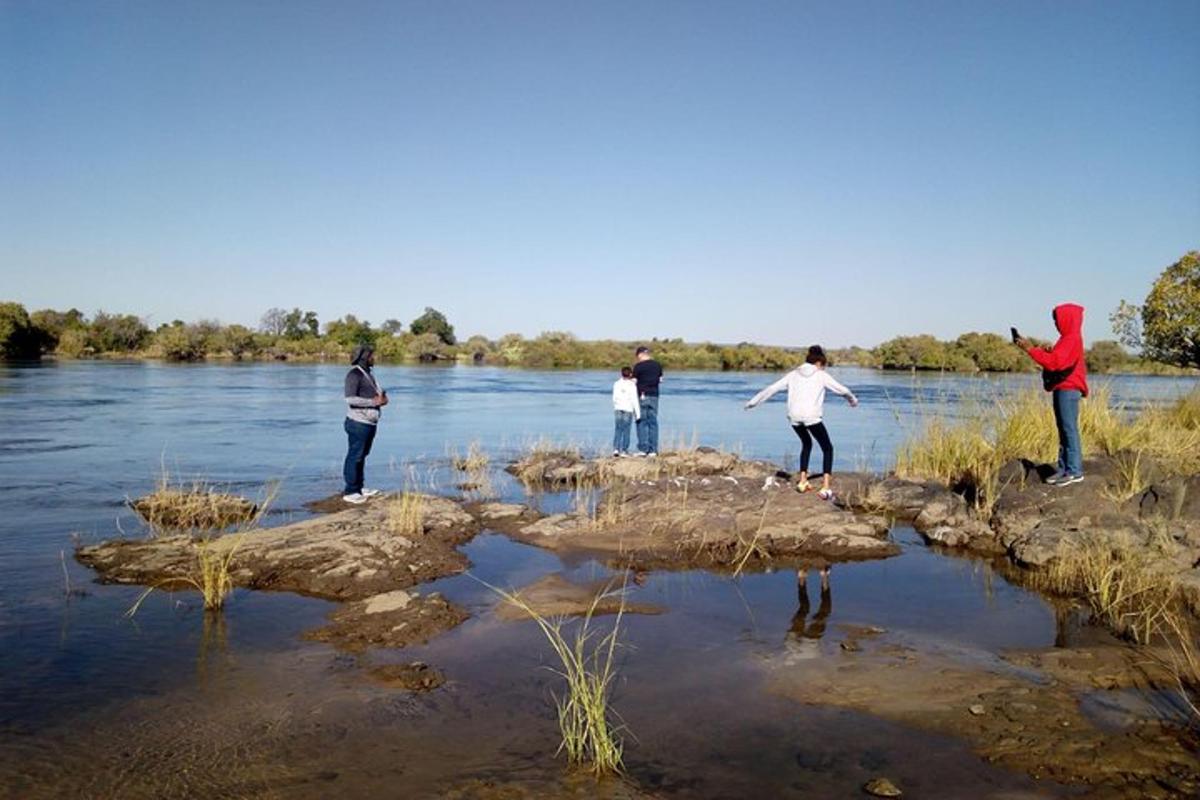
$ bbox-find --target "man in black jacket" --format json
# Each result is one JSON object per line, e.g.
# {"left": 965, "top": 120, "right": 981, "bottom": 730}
{"left": 343, "top": 345, "right": 387, "bottom": 504}
{"left": 632, "top": 346, "right": 663, "bottom": 456}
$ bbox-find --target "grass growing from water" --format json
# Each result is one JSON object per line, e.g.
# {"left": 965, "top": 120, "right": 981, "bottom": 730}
{"left": 450, "top": 440, "right": 490, "bottom": 472}
{"left": 1028, "top": 532, "right": 1200, "bottom": 720}
{"left": 125, "top": 472, "right": 278, "bottom": 616}
{"left": 1033, "top": 533, "right": 1177, "bottom": 645}
{"left": 479, "top": 575, "right": 629, "bottom": 776}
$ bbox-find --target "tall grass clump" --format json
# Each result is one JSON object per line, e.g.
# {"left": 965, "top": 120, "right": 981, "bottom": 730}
{"left": 1030, "top": 533, "right": 1200, "bottom": 720}
{"left": 480, "top": 576, "right": 628, "bottom": 776}
{"left": 125, "top": 472, "right": 278, "bottom": 616}
{"left": 131, "top": 464, "right": 258, "bottom": 534}
{"left": 388, "top": 491, "right": 426, "bottom": 537}
{"left": 451, "top": 440, "right": 490, "bottom": 472}
{"left": 1033, "top": 533, "right": 1177, "bottom": 645}
{"left": 897, "top": 386, "right": 1200, "bottom": 517}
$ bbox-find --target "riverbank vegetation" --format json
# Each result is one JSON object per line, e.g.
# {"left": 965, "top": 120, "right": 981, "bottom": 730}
{"left": 2, "top": 300, "right": 1192, "bottom": 375}
{"left": 3, "top": 252, "right": 1196, "bottom": 372}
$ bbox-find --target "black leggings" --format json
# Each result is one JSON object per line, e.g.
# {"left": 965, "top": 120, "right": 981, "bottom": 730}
{"left": 792, "top": 422, "right": 833, "bottom": 477}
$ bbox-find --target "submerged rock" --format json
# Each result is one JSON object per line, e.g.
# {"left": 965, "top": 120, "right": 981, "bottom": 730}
{"left": 863, "top": 777, "right": 903, "bottom": 797}
{"left": 494, "top": 573, "right": 663, "bottom": 621}
{"left": 366, "top": 661, "right": 446, "bottom": 691}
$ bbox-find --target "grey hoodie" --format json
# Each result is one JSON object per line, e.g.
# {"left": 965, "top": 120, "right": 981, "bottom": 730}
{"left": 345, "top": 347, "right": 382, "bottom": 425}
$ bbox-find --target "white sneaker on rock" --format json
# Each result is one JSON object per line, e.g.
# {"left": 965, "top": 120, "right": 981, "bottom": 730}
{"left": 361, "top": 488, "right": 383, "bottom": 498}
{"left": 343, "top": 493, "right": 367, "bottom": 505}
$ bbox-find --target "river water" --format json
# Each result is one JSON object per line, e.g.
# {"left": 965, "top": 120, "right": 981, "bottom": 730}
{"left": 0, "top": 362, "right": 1195, "bottom": 798}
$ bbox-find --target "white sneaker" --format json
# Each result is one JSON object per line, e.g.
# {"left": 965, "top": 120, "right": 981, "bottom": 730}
{"left": 361, "top": 488, "right": 383, "bottom": 498}
{"left": 343, "top": 493, "right": 367, "bottom": 505}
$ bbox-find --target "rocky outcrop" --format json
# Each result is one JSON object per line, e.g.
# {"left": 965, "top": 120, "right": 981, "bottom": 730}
{"left": 78, "top": 494, "right": 479, "bottom": 601}
{"left": 507, "top": 447, "right": 777, "bottom": 489}
{"left": 506, "top": 472, "right": 897, "bottom": 568}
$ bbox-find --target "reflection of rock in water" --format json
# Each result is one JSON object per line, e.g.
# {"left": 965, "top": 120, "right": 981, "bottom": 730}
{"left": 783, "top": 567, "right": 832, "bottom": 663}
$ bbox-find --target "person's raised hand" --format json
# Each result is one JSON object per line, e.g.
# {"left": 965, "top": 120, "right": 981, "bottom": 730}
{"left": 1015, "top": 337, "right": 1032, "bottom": 351}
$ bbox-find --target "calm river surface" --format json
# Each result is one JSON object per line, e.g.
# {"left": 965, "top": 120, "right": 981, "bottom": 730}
{"left": 0, "top": 362, "right": 1195, "bottom": 798}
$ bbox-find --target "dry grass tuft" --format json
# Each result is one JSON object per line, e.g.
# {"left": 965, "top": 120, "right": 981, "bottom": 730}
{"left": 451, "top": 440, "right": 490, "bottom": 472}
{"left": 388, "top": 491, "right": 426, "bottom": 537}
{"left": 131, "top": 467, "right": 259, "bottom": 533}
{"left": 1031, "top": 533, "right": 1177, "bottom": 645}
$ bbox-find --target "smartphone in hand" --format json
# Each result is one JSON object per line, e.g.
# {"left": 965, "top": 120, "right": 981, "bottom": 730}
{"left": 1010, "top": 326, "right": 1021, "bottom": 344}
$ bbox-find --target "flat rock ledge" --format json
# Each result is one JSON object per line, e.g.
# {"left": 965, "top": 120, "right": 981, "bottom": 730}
{"left": 507, "top": 447, "right": 778, "bottom": 489}
{"left": 76, "top": 494, "right": 480, "bottom": 652}
{"left": 488, "top": 468, "right": 898, "bottom": 568}
{"left": 839, "top": 457, "right": 1200, "bottom": 602}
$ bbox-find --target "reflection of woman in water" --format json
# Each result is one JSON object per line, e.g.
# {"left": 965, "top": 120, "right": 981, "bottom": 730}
{"left": 784, "top": 565, "right": 832, "bottom": 662}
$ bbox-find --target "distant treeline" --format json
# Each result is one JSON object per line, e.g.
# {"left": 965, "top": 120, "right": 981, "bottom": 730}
{"left": 0, "top": 301, "right": 1189, "bottom": 375}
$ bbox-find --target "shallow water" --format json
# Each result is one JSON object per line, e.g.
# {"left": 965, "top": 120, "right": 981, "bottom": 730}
{"left": 0, "top": 362, "right": 1195, "bottom": 797}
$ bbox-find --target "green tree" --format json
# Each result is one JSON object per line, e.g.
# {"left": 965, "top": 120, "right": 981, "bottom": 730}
{"left": 406, "top": 332, "right": 452, "bottom": 361}
{"left": 282, "top": 308, "right": 319, "bottom": 340}
{"left": 410, "top": 307, "right": 456, "bottom": 345}
{"left": 1114, "top": 251, "right": 1200, "bottom": 368}
{"left": 88, "top": 312, "right": 149, "bottom": 353}
{"left": 1085, "top": 340, "right": 1132, "bottom": 373}
{"left": 152, "top": 323, "right": 208, "bottom": 361}
{"left": 953, "top": 332, "right": 1028, "bottom": 372}
{"left": 380, "top": 318, "right": 404, "bottom": 335}
{"left": 874, "top": 335, "right": 952, "bottom": 370}
{"left": 0, "top": 302, "right": 41, "bottom": 358}
{"left": 29, "top": 308, "right": 85, "bottom": 351}
{"left": 324, "top": 315, "right": 376, "bottom": 348}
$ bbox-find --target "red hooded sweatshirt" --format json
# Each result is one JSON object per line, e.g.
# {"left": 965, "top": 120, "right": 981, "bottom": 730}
{"left": 1027, "top": 303, "right": 1089, "bottom": 396}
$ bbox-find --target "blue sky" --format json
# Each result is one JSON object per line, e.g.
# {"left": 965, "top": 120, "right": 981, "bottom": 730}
{"left": 2, "top": 1, "right": 1197, "bottom": 347}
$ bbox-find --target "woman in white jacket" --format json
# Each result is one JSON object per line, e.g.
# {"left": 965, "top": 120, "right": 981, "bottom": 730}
{"left": 745, "top": 345, "right": 858, "bottom": 499}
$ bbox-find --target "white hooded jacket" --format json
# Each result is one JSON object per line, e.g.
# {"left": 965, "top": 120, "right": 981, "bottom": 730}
{"left": 745, "top": 363, "right": 856, "bottom": 426}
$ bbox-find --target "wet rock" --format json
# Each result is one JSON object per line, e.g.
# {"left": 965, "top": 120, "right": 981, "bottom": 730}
{"left": 863, "top": 777, "right": 903, "bottom": 797}
{"left": 77, "top": 494, "right": 480, "bottom": 602}
{"left": 366, "top": 661, "right": 446, "bottom": 691}
{"left": 509, "top": 474, "right": 898, "bottom": 567}
{"left": 494, "top": 574, "right": 663, "bottom": 621}
{"left": 305, "top": 591, "right": 467, "bottom": 653}
{"left": 766, "top": 635, "right": 1200, "bottom": 796}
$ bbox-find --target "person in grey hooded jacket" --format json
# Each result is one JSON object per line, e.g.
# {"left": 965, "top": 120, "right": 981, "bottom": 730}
{"left": 343, "top": 345, "right": 387, "bottom": 504}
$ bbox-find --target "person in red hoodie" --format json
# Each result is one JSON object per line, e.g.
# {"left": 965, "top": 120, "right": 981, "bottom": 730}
{"left": 1016, "top": 303, "right": 1089, "bottom": 485}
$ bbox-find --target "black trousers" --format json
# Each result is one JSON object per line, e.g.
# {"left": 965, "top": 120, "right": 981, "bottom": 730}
{"left": 792, "top": 421, "right": 833, "bottom": 477}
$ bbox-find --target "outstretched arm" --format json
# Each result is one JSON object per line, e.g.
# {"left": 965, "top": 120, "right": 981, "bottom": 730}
{"left": 745, "top": 375, "right": 788, "bottom": 409}
{"left": 823, "top": 373, "right": 859, "bottom": 406}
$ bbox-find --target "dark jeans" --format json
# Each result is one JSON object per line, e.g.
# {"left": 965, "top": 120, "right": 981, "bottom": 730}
{"left": 636, "top": 396, "right": 659, "bottom": 453}
{"left": 1052, "top": 389, "right": 1083, "bottom": 476}
{"left": 613, "top": 410, "right": 634, "bottom": 453}
{"left": 792, "top": 421, "right": 833, "bottom": 477}
{"left": 343, "top": 418, "right": 377, "bottom": 494}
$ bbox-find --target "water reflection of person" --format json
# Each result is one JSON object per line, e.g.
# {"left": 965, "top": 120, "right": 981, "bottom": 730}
{"left": 785, "top": 565, "right": 832, "bottom": 660}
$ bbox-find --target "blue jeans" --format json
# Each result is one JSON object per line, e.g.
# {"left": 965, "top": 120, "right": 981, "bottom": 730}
{"left": 343, "top": 418, "right": 377, "bottom": 494}
{"left": 636, "top": 396, "right": 659, "bottom": 454}
{"left": 1052, "top": 389, "right": 1083, "bottom": 476}
{"left": 613, "top": 411, "right": 634, "bottom": 453}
